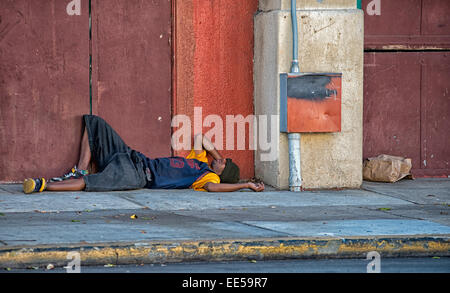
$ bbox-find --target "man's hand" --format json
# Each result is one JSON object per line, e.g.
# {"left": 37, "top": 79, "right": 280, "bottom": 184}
{"left": 247, "top": 182, "right": 265, "bottom": 192}
{"left": 204, "top": 181, "right": 265, "bottom": 192}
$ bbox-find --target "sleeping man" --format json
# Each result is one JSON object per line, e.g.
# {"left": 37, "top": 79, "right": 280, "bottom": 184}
{"left": 23, "top": 115, "right": 264, "bottom": 194}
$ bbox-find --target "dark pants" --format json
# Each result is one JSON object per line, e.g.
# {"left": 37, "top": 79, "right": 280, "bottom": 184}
{"left": 82, "top": 115, "right": 147, "bottom": 192}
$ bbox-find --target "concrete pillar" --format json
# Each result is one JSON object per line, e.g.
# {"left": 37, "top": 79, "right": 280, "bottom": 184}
{"left": 254, "top": 0, "right": 364, "bottom": 189}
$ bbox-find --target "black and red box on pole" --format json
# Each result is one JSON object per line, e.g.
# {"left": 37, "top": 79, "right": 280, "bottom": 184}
{"left": 280, "top": 73, "right": 342, "bottom": 133}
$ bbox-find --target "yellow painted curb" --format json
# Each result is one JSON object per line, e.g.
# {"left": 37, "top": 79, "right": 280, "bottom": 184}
{"left": 0, "top": 236, "right": 449, "bottom": 269}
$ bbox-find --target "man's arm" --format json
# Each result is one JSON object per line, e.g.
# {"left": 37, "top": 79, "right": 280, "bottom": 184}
{"left": 193, "top": 134, "right": 222, "bottom": 160}
{"left": 204, "top": 182, "right": 265, "bottom": 192}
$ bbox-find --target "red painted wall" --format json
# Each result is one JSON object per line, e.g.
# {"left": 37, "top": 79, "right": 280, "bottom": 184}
{"left": 174, "top": 0, "right": 258, "bottom": 179}
{"left": 91, "top": 0, "right": 172, "bottom": 159}
{"left": 0, "top": 0, "right": 90, "bottom": 182}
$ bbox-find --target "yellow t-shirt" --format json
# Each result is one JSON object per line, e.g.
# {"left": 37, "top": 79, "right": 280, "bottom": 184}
{"left": 186, "top": 149, "right": 220, "bottom": 191}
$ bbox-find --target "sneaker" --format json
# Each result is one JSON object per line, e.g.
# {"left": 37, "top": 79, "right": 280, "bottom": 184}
{"left": 23, "top": 178, "right": 47, "bottom": 194}
{"left": 50, "top": 166, "right": 88, "bottom": 182}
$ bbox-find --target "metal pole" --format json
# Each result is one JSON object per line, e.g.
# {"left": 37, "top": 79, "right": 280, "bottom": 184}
{"left": 290, "top": 0, "right": 300, "bottom": 73}
{"left": 288, "top": 133, "right": 302, "bottom": 191}
{"left": 288, "top": 0, "right": 302, "bottom": 191}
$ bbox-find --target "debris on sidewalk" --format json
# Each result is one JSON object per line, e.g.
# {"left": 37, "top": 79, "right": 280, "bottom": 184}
{"left": 363, "top": 154, "right": 412, "bottom": 183}
{"left": 46, "top": 264, "right": 54, "bottom": 270}
{"left": 378, "top": 207, "right": 392, "bottom": 211}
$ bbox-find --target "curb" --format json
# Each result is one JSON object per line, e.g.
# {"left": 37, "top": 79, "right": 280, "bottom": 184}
{"left": 1, "top": 235, "right": 449, "bottom": 269}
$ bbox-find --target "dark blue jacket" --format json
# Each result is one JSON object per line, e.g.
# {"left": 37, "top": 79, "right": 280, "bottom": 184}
{"left": 138, "top": 154, "right": 213, "bottom": 189}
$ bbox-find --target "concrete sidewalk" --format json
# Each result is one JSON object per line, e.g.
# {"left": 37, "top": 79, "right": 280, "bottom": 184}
{"left": 0, "top": 178, "right": 449, "bottom": 268}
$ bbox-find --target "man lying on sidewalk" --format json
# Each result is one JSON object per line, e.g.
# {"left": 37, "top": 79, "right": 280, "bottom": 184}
{"left": 23, "top": 115, "right": 264, "bottom": 194}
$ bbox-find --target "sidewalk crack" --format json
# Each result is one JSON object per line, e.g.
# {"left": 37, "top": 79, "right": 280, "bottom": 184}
{"left": 363, "top": 206, "right": 425, "bottom": 221}
{"left": 112, "top": 194, "right": 146, "bottom": 208}
{"left": 0, "top": 187, "right": 15, "bottom": 195}
{"left": 361, "top": 186, "right": 421, "bottom": 205}
{"left": 238, "top": 221, "right": 296, "bottom": 237}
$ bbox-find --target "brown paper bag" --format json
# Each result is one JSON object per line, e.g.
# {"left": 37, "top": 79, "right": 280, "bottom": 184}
{"left": 363, "top": 154, "right": 412, "bottom": 183}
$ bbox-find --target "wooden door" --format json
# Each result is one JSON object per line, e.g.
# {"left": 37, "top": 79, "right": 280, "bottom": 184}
{"left": 0, "top": 0, "right": 90, "bottom": 182}
{"left": 91, "top": 0, "right": 172, "bottom": 159}
{"left": 362, "top": 0, "right": 450, "bottom": 177}
{"left": 0, "top": 0, "right": 172, "bottom": 182}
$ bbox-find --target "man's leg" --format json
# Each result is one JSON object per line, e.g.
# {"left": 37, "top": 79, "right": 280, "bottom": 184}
{"left": 46, "top": 127, "right": 91, "bottom": 191}
{"left": 46, "top": 178, "right": 86, "bottom": 191}
{"left": 24, "top": 127, "right": 91, "bottom": 194}
{"left": 50, "top": 126, "right": 94, "bottom": 183}
{"left": 24, "top": 115, "right": 136, "bottom": 194}
{"left": 77, "top": 127, "right": 92, "bottom": 171}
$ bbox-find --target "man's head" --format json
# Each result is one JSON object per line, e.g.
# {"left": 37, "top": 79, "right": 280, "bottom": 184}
{"left": 211, "top": 158, "right": 240, "bottom": 183}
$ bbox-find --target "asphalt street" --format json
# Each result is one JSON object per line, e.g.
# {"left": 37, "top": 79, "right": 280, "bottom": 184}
{"left": 4, "top": 257, "right": 450, "bottom": 273}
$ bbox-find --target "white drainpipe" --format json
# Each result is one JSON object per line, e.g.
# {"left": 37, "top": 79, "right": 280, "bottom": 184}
{"left": 288, "top": 133, "right": 302, "bottom": 191}
{"left": 288, "top": 0, "right": 302, "bottom": 192}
